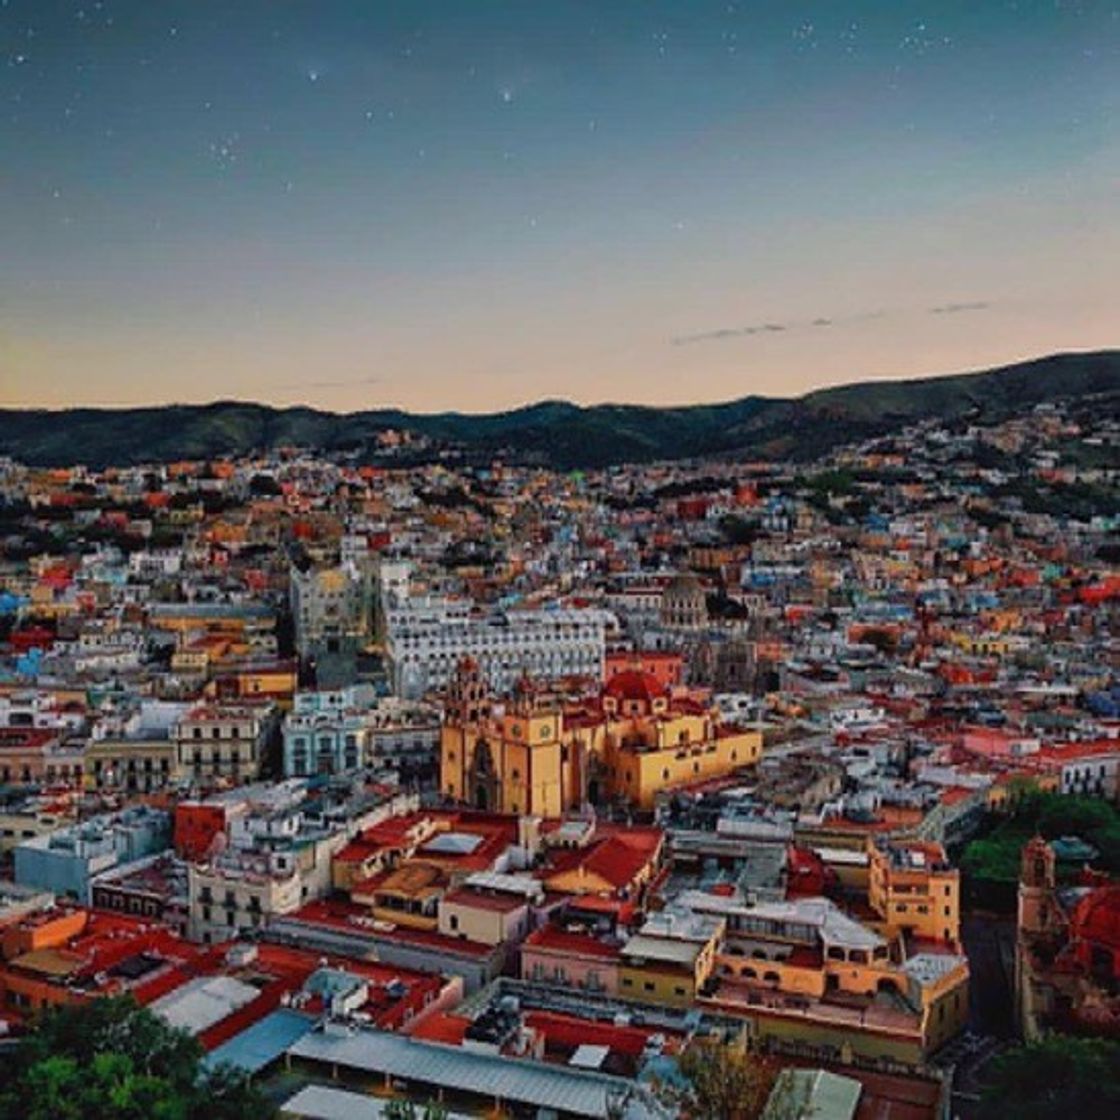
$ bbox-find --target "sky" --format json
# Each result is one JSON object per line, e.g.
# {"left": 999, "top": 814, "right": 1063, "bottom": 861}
{"left": 2, "top": 1, "right": 1117, "bottom": 413}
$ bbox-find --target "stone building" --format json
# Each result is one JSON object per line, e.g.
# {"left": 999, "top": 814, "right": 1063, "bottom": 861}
{"left": 659, "top": 573, "right": 708, "bottom": 631}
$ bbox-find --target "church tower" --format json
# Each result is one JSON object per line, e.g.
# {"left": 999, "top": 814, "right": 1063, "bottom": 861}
{"left": 1018, "top": 835, "right": 1056, "bottom": 937}
{"left": 440, "top": 657, "right": 494, "bottom": 806}
{"left": 446, "top": 656, "right": 491, "bottom": 725}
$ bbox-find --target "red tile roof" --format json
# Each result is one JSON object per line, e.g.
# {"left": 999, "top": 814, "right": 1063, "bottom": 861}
{"left": 522, "top": 926, "right": 622, "bottom": 961}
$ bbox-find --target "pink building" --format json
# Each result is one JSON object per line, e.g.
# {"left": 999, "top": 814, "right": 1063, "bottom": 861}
{"left": 520, "top": 925, "right": 621, "bottom": 995}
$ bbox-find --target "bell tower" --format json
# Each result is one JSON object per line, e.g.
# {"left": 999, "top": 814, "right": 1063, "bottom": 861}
{"left": 441, "top": 656, "right": 492, "bottom": 804}
{"left": 446, "top": 656, "right": 491, "bottom": 725}
{"left": 1018, "top": 835, "right": 1056, "bottom": 937}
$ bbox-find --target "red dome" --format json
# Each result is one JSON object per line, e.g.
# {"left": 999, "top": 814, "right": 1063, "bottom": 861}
{"left": 604, "top": 670, "right": 665, "bottom": 705}
{"left": 1072, "top": 885, "right": 1120, "bottom": 955}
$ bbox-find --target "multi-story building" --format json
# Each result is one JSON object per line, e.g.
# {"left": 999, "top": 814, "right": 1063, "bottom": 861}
{"left": 90, "top": 850, "right": 189, "bottom": 933}
{"left": 618, "top": 909, "right": 724, "bottom": 1008}
{"left": 85, "top": 736, "right": 179, "bottom": 794}
{"left": 659, "top": 573, "right": 709, "bottom": 630}
{"left": 13, "top": 806, "right": 171, "bottom": 903}
{"left": 385, "top": 594, "right": 610, "bottom": 698}
{"left": 680, "top": 889, "right": 970, "bottom": 1064}
{"left": 366, "top": 697, "right": 442, "bottom": 773}
{"left": 188, "top": 849, "right": 302, "bottom": 943}
{"left": 173, "top": 701, "right": 274, "bottom": 783}
{"left": 281, "top": 685, "right": 441, "bottom": 778}
{"left": 0, "top": 728, "right": 83, "bottom": 787}
{"left": 290, "top": 562, "right": 374, "bottom": 660}
{"left": 0, "top": 795, "right": 73, "bottom": 855}
{"left": 867, "top": 838, "right": 961, "bottom": 946}
{"left": 441, "top": 662, "right": 762, "bottom": 815}
{"left": 1055, "top": 742, "right": 1120, "bottom": 800}
{"left": 282, "top": 687, "right": 372, "bottom": 777}
{"left": 186, "top": 780, "right": 416, "bottom": 942}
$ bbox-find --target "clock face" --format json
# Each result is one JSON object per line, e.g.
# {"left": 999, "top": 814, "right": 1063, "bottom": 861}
{"left": 541, "top": 725, "right": 551, "bottom": 738}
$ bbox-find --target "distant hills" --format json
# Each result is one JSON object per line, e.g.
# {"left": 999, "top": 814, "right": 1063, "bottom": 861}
{"left": 2, "top": 350, "right": 1118, "bottom": 470}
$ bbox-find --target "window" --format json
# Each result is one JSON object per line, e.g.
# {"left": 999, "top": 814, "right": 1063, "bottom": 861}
{"left": 449, "top": 915, "right": 459, "bottom": 931}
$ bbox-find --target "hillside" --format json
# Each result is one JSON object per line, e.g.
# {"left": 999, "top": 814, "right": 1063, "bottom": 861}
{"left": 1, "top": 350, "right": 1117, "bottom": 470}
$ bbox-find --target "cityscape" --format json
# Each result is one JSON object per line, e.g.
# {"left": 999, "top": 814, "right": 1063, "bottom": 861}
{"left": 2, "top": 3, "right": 1118, "bottom": 1120}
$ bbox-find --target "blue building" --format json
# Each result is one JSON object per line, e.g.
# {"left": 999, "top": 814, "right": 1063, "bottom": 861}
{"left": 13, "top": 804, "right": 171, "bottom": 903}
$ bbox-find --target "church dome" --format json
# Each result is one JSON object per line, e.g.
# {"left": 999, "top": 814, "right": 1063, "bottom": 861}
{"left": 604, "top": 669, "right": 665, "bottom": 705}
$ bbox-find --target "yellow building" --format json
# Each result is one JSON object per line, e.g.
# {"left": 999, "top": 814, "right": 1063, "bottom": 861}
{"left": 352, "top": 862, "right": 447, "bottom": 931}
{"left": 618, "top": 910, "right": 724, "bottom": 1008}
{"left": 867, "top": 838, "right": 960, "bottom": 946}
{"left": 440, "top": 662, "right": 761, "bottom": 816}
{"left": 228, "top": 663, "right": 297, "bottom": 705}
{"left": 170, "top": 646, "right": 212, "bottom": 675}
{"left": 680, "top": 890, "right": 969, "bottom": 1063}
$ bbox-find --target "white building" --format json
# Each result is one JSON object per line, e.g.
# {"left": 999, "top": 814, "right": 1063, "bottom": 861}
{"left": 384, "top": 595, "right": 611, "bottom": 699}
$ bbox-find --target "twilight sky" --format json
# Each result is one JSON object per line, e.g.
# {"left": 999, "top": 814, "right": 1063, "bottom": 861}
{"left": 2, "top": 1, "right": 1117, "bottom": 413}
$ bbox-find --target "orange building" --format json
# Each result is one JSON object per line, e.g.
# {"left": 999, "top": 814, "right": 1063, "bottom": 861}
{"left": 868, "top": 838, "right": 961, "bottom": 946}
{"left": 604, "top": 650, "right": 683, "bottom": 691}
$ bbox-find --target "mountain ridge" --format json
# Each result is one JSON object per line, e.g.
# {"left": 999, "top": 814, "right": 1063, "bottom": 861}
{"left": 2, "top": 349, "right": 1117, "bottom": 470}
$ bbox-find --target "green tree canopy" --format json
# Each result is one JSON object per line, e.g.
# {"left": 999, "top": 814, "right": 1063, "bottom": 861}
{"left": 978, "top": 1035, "right": 1120, "bottom": 1119}
{"left": 0, "top": 996, "right": 273, "bottom": 1120}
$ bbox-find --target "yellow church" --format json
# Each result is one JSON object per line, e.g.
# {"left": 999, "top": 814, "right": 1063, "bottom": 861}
{"left": 440, "top": 659, "right": 762, "bottom": 816}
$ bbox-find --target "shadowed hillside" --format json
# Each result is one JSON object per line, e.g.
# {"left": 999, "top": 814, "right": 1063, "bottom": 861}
{"left": 1, "top": 350, "right": 1116, "bottom": 469}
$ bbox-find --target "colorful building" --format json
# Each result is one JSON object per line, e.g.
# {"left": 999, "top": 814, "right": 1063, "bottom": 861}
{"left": 441, "top": 661, "right": 761, "bottom": 815}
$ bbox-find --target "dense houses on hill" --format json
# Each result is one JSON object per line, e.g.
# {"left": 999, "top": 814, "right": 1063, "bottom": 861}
{"left": 0, "top": 397, "right": 1118, "bottom": 1115}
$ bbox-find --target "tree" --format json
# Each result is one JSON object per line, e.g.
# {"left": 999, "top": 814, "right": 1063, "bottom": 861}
{"left": 0, "top": 997, "right": 273, "bottom": 1120}
{"left": 677, "top": 1038, "right": 779, "bottom": 1120}
{"left": 978, "top": 1036, "right": 1120, "bottom": 1119}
